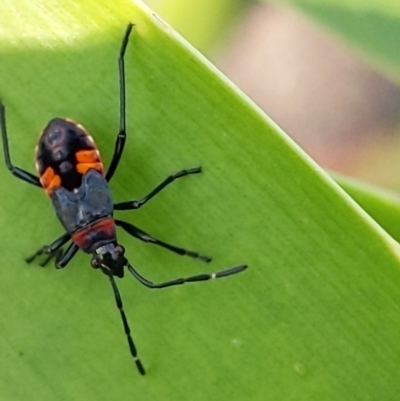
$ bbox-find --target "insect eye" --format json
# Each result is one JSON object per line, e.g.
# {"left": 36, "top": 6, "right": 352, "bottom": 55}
{"left": 116, "top": 245, "right": 125, "bottom": 256}
{"left": 90, "top": 258, "right": 101, "bottom": 269}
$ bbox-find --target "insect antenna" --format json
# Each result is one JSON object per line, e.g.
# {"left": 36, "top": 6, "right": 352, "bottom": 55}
{"left": 108, "top": 275, "right": 145, "bottom": 375}
{"left": 126, "top": 262, "right": 247, "bottom": 289}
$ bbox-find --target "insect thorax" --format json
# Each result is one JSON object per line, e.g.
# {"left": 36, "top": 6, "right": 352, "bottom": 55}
{"left": 50, "top": 169, "right": 113, "bottom": 235}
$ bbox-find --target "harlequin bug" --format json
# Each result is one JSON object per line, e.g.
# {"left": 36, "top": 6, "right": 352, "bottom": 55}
{"left": 0, "top": 23, "right": 247, "bottom": 375}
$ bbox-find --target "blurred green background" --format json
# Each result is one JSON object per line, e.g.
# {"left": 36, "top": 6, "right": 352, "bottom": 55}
{"left": 146, "top": 0, "right": 400, "bottom": 191}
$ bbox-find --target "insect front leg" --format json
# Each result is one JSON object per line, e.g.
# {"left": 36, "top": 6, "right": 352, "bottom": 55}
{"left": 115, "top": 219, "right": 212, "bottom": 262}
{"left": 25, "top": 232, "right": 77, "bottom": 268}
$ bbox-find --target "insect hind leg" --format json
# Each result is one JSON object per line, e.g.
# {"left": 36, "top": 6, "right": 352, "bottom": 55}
{"left": 0, "top": 101, "right": 42, "bottom": 187}
{"left": 105, "top": 23, "right": 134, "bottom": 182}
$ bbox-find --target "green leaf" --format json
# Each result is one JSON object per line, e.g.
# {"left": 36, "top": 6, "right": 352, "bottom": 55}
{"left": 333, "top": 173, "right": 400, "bottom": 243}
{"left": 275, "top": 0, "right": 400, "bottom": 81}
{"left": 1, "top": 1, "right": 400, "bottom": 400}
{"left": 144, "top": 0, "right": 246, "bottom": 54}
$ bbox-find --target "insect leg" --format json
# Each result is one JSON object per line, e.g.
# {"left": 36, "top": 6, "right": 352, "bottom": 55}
{"left": 56, "top": 243, "right": 79, "bottom": 269}
{"left": 109, "top": 275, "right": 145, "bottom": 375}
{"left": 114, "top": 166, "right": 201, "bottom": 210}
{"left": 106, "top": 23, "right": 134, "bottom": 182}
{"left": 26, "top": 233, "right": 71, "bottom": 266}
{"left": 127, "top": 263, "right": 247, "bottom": 289}
{"left": 0, "top": 102, "right": 41, "bottom": 187}
{"left": 115, "top": 219, "right": 211, "bottom": 262}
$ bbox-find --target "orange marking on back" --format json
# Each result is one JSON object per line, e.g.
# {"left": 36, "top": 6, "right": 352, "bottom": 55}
{"left": 76, "top": 149, "right": 101, "bottom": 164}
{"left": 75, "top": 149, "right": 104, "bottom": 176}
{"left": 76, "top": 162, "right": 104, "bottom": 175}
{"left": 40, "top": 167, "right": 61, "bottom": 195}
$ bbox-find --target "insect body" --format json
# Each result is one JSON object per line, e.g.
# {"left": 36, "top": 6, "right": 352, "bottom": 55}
{"left": 0, "top": 23, "right": 247, "bottom": 376}
{"left": 37, "top": 117, "right": 104, "bottom": 195}
{"left": 37, "top": 118, "right": 123, "bottom": 272}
